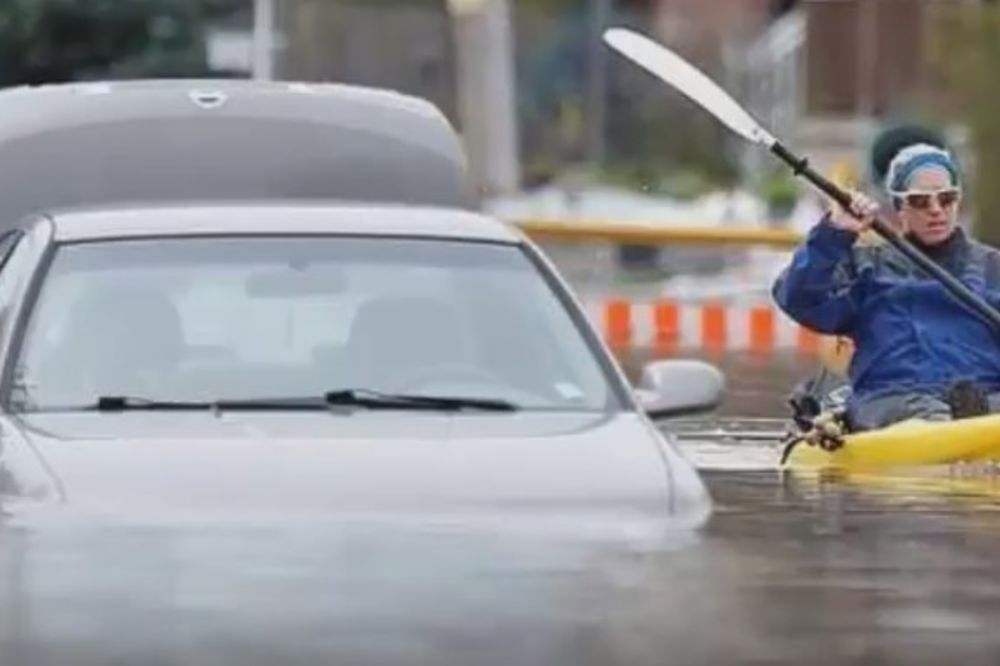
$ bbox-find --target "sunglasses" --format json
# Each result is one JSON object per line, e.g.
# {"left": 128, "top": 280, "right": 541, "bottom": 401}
{"left": 891, "top": 187, "right": 961, "bottom": 211}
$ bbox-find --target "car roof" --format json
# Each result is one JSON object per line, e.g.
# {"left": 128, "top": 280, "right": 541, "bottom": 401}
{"left": 0, "top": 79, "right": 472, "bottom": 226}
{"left": 45, "top": 202, "right": 524, "bottom": 244}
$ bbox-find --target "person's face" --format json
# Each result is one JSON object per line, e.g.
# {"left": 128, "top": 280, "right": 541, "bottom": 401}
{"left": 896, "top": 166, "right": 961, "bottom": 246}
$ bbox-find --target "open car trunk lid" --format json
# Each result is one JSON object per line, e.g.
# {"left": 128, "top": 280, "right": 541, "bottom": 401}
{"left": 0, "top": 79, "right": 473, "bottom": 228}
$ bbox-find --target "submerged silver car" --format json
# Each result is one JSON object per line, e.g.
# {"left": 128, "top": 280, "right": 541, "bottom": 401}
{"left": 0, "top": 203, "right": 720, "bottom": 662}
{"left": 0, "top": 202, "right": 716, "bottom": 525}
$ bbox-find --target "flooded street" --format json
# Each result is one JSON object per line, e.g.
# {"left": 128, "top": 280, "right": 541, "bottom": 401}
{"left": 4, "top": 349, "right": 1000, "bottom": 665}
{"left": 8, "top": 443, "right": 1000, "bottom": 664}
{"left": 635, "top": 466, "right": 1000, "bottom": 664}
{"left": 9, "top": 241, "right": 982, "bottom": 665}
{"left": 3, "top": 246, "right": 995, "bottom": 666}
{"left": 7, "top": 0, "right": 1000, "bottom": 658}
{"left": 634, "top": 350, "right": 1000, "bottom": 664}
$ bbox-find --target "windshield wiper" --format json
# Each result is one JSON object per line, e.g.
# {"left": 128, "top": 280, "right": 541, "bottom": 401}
{"left": 85, "top": 392, "right": 517, "bottom": 413}
{"left": 90, "top": 396, "right": 328, "bottom": 412}
{"left": 324, "top": 389, "right": 518, "bottom": 412}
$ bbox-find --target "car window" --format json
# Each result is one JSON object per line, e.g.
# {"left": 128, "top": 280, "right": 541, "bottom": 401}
{"left": 10, "top": 235, "right": 620, "bottom": 413}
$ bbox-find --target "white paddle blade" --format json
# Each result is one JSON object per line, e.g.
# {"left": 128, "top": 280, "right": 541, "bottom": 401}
{"left": 603, "top": 27, "right": 776, "bottom": 148}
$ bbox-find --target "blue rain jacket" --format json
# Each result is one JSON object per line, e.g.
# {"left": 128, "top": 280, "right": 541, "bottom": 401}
{"left": 772, "top": 217, "right": 1000, "bottom": 404}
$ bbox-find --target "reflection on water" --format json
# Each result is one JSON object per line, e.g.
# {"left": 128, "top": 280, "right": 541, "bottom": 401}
{"left": 550, "top": 460, "right": 1000, "bottom": 665}
{"left": 651, "top": 346, "right": 1000, "bottom": 662}
{"left": 684, "top": 468, "right": 1000, "bottom": 664}
{"left": 6, "top": 463, "right": 1000, "bottom": 664}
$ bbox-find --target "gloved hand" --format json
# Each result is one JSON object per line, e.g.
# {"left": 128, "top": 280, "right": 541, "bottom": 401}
{"left": 803, "top": 411, "right": 846, "bottom": 451}
{"left": 827, "top": 190, "right": 879, "bottom": 235}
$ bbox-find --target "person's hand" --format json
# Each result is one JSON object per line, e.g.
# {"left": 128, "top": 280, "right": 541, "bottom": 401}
{"left": 827, "top": 190, "right": 879, "bottom": 234}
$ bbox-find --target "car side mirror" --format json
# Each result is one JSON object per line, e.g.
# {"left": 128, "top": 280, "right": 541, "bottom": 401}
{"left": 634, "top": 359, "right": 725, "bottom": 420}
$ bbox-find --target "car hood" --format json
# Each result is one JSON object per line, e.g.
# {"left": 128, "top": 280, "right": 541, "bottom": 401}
{"left": 0, "top": 411, "right": 710, "bottom": 663}
{"left": 1, "top": 410, "right": 708, "bottom": 533}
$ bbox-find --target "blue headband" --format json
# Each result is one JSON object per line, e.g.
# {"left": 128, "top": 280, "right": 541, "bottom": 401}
{"left": 889, "top": 151, "right": 959, "bottom": 192}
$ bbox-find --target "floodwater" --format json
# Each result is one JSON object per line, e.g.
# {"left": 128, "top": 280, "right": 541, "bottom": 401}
{"left": 657, "top": 350, "right": 1000, "bottom": 664}
{"left": 656, "top": 465, "right": 1000, "bottom": 664}
{"left": 4, "top": 352, "right": 1000, "bottom": 665}
{"left": 7, "top": 460, "right": 1000, "bottom": 664}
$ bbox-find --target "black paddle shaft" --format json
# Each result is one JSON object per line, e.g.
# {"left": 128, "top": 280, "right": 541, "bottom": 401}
{"left": 770, "top": 141, "right": 1000, "bottom": 338}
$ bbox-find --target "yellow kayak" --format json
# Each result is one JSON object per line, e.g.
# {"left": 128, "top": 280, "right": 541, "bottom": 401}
{"left": 781, "top": 413, "right": 1000, "bottom": 471}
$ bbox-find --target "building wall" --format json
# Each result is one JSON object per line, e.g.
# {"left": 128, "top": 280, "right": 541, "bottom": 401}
{"left": 653, "top": 0, "right": 774, "bottom": 68}
{"left": 803, "top": 0, "right": 962, "bottom": 118}
{"left": 791, "top": 0, "right": 976, "bottom": 181}
{"left": 280, "top": 0, "right": 457, "bottom": 121}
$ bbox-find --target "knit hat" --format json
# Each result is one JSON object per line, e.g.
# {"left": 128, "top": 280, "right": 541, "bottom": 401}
{"left": 884, "top": 143, "right": 960, "bottom": 194}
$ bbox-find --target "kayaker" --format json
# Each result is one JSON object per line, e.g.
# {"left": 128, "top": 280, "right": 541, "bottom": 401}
{"left": 772, "top": 139, "right": 1000, "bottom": 431}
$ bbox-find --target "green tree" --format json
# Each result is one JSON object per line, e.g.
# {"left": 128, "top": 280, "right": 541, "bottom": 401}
{"left": 0, "top": 0, "right": 243, "bottom": 86}
{"left": 928, "top": 5, "right": 1000, "bottom": 247}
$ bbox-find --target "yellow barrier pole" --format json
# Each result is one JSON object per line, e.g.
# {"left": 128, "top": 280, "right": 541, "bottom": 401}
{"left": 511, "top": 219, "right": 804, "bottom": 249}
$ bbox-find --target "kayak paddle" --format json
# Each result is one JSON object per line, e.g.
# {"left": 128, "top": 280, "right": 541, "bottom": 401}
{"left": 603, "top": 27, "right": 1000, "bottom": 337}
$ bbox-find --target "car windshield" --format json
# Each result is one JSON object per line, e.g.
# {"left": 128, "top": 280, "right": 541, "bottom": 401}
{"left": 10, "top": 235, "right": 619, "bottom": 413}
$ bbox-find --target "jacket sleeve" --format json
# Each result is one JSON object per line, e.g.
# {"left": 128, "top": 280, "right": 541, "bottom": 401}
{"left": 772, "top": 216, "right": 865, "bottom": 335}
